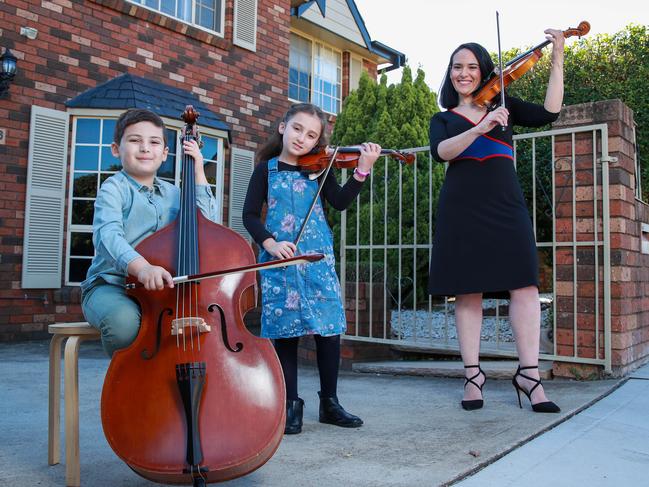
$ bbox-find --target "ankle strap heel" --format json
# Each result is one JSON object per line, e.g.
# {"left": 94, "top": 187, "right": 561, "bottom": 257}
{"left": 512, "top": 365, "right": 560, "bottom": 413}
{"left": 461, "top": 364, "right": 486, "bottom": 411}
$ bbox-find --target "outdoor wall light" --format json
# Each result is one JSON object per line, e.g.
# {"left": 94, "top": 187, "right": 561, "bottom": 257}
{"left": 0, "top": 48, "right": 18, "bottom": 98}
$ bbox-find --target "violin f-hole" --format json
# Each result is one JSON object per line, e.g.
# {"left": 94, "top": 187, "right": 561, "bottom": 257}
{"left": 208, "top": 303, "right": 243, "bottom": 353}
{"left": 141, "top": 307, "right": 173, "bottom": 360}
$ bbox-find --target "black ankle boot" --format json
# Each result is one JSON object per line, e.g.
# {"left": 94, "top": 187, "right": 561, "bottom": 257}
{"left": 285, "top": 398, "right": 304, "bottom": 434}
{"left": 318, "top": 391, "right": 363, "bottom": 428}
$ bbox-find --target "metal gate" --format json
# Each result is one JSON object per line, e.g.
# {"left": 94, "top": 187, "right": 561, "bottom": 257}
{"left": 340, "top": 124, "right": 612, "bottom": 372}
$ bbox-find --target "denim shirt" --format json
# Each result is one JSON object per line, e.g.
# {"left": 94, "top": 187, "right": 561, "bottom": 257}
{"left": 80, "top": 170, "right": 218, "bottom": 293}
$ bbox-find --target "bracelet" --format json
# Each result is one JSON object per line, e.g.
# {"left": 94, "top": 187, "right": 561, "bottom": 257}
{"left": 354, "top": 167, "right": 370, "bottom": 178}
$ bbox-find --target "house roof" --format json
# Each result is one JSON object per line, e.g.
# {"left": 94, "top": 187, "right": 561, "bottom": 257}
{"left": 65, "top": 73, "right": 230, "bottom": 135}
{"left": 291, "top": 0, "right": 406, "bottom": 71}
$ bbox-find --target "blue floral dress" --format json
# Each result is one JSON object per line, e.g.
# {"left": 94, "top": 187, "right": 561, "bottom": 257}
{"left": 258, "top": 157, "right": 346, "bottom": 338}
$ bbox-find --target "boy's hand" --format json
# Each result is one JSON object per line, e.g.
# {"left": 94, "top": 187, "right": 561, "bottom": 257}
{"left": 262, "top": 238, "right": 296, "bottom": 259}
{"left": 356, "top": 142, "right": 382, "bottom": 174}
{"left": 137, "top": 264, "right": 175, "bottom": 290}
{"left": 184, "top": 139, "right": 210, "bottom": 185}
{"left": 128, "top": 257, "right": 174, "bottom": 290}
{"left": 183, "top": 139, "right": 204, "bottom": 166}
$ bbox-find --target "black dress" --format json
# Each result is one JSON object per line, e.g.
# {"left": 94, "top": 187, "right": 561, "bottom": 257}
{"left": 427, "top": 96, "right": 559, "bottom": 298}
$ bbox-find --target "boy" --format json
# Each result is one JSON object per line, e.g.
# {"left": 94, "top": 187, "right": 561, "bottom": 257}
{"left": 81, "top": 108, "right": 217, "bottom": 356}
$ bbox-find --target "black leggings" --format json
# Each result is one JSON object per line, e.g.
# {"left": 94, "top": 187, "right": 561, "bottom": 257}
{"left": 273, "top": 335, "right": 340, "bottom": 400}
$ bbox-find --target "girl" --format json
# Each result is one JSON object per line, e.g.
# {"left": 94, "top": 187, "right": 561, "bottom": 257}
{"left": 428, "top": 31, "right": 565, "bottom": 413}
{"left": 243, "top": 103, "right": 381, "bottom": 434}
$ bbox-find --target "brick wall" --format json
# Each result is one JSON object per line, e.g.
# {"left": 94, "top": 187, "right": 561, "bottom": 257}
{"left": 552, "top": 99, "right": 649, "bottom": 377}
{"left": 0, "top": 0, "right": 309, "bottom": 340}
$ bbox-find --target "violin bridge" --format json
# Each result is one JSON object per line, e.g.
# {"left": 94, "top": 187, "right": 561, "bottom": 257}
{"left": 171, "top": 317, "right": 211, "bottom": 336}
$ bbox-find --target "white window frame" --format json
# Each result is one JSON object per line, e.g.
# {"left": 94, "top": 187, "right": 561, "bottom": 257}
{"left": 127, "top": 0, "right": 225, "bottom": 37}
{"left": 289, "top": 31, "right": 342, "bottom": 115}
{"left": 65, "top": 109, "right": 227, "bottom": 286}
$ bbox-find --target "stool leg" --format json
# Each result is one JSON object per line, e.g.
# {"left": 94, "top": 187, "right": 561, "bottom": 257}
{"left": 64, "top": 336, "right": 83, "bottom": 487}
{"left": 48, "top": 334, "right": 65, "bottom": 466}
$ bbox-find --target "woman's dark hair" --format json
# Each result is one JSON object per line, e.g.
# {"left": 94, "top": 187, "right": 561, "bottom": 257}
{"left": 113, "top": 108, "right": 167, "bottom": 145}
{"left": 438, "top": 42, "right": 495, "bottom": 109}
{"left": 256, "top": 103, "right": 328, "bottom": 163}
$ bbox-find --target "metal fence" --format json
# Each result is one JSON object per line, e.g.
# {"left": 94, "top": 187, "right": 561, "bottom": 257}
{"left": 339, "top": 124, "right": 612, "bottom": 372}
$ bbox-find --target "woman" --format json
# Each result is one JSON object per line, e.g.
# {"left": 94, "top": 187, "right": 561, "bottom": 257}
{"left": 428, "top": 30, "right": 565, "bottom": 412}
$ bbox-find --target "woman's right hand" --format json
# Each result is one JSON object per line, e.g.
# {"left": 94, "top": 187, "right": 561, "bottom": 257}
{"left": 474, "top": 106, "right": 509, "bottom": 134}
{"left": 263, "top": 238, "right": 296, "bottom": 259}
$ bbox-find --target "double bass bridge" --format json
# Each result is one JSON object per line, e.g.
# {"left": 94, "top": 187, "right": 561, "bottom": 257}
{"left": 171, "top": 317, "right": 211, "bottom": 336}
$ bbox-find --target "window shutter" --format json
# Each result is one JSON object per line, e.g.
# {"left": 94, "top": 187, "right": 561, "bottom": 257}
{"left": 233, "top": 0, "right": 258, "bottom": 51}
{"left": 22, "top": 106, "right": 69, "bottom": 288}
{"left": 229, "top": 147, "right": 255, "bottom": 238}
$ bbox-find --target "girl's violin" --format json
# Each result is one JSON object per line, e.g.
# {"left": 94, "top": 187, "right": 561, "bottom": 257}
{"left": 473, "top": 21, "right": 590, "bottom": 107}
{"left": 297, "top": 146, "right": 416, "bottom": 173}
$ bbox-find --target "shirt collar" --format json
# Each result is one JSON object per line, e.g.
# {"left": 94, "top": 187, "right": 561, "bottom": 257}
{"left": 121, "top": 170, "right": 165, "bottom": 195}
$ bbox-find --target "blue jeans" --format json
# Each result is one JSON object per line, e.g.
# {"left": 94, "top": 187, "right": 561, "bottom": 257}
{"left": 81, "top": 282, "right": 140, "bottom": 357}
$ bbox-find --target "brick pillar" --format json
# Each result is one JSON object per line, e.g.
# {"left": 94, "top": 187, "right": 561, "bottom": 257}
{"left": 552, "top": 99, "right": 648, "bottom": 377}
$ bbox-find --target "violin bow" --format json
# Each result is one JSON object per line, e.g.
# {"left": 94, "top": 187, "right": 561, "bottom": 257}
{"left": 125, "top": 254, "right": 324, "bottom": 289}
{"left": 496, "top": 10, "right": 506, "bottom": 131}
{"left": 292, "top": 145, "right": 340, "bottom": 248}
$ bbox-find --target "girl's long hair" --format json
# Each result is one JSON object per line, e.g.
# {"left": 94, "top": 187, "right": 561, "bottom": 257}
{"left": 256, "top": 103, "right": 328, "bottom": 163}
{"left": 438, "top": 42, "right": 496, "bottom": 110}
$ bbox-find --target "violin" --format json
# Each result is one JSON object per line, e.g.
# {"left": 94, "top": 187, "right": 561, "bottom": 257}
{"left": 297, "top": 146, "right": 416, "bottom": 173}
{"left": 101, "top": 106, "right": 289, "bottom": 486}
{"left": 473, "top": 21, "right": 590, "bottom": 107}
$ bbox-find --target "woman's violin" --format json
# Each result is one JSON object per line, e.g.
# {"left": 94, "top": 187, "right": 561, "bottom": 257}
{"left": 473, "top": 21, "right": 590, "bottom": 107}
{"left": 297, "top": 146, "right": 416, "bottom": 173}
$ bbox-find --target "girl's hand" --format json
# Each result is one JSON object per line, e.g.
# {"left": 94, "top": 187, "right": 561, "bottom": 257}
{"left": 263, "top": 238, "right": 296, "bottom": 259}
{"left": 356, "top": 142, "right": 382, "bottom": 173}
{"left": 474, "top": 107, "right": 509, "bottom": 135}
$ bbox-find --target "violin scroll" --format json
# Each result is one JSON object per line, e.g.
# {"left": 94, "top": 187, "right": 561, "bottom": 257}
{"left": 563, "top": 21, "right": 590, "bottom": 39}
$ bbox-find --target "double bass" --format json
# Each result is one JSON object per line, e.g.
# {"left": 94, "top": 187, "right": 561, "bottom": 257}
{"left": 101, "top": 107, "right": 299, "bottom": 486}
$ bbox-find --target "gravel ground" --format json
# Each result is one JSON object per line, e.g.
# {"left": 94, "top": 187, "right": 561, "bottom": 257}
{"left": 390, "top": 296, "right": 553, "bottom": 344}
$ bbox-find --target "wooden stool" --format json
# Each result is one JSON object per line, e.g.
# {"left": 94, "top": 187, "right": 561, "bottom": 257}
{"left": 48, "top": 322, "right": 101, "bottom": 487}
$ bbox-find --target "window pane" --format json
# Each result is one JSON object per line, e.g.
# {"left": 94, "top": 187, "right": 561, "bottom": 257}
{"left": 178, "top": 0, "right": 192, "bottom": 21}
{"left": 68, "top": 258, "right": 92, "bottom": 283}
{"left": 201, "top": 136, "right": 218, "bottom": 162}
{"left": 312, "top": 43, "right": 341, "bottom": 114}
{"left": 76, "top": 119, "right": 100, "bottom": 144}
{"left": 289, "top": 84, "right": 298, "bottom": 100}
{"left": 100, "top": 173, "right": 113, "bottom": 185}
{"left": 160, "top": 0, "right": 174, "bottom": 15}
{"left": 289, "top": 33, "right": 312, "bottom": 104}
{"left": 72, "top": 200, "right": 94, "bottom": 225}
{"left": 73, "top": 173, "right": 97, "bottom": 198}
{"left": 157, "top": 157, "right": 175, "bottom": 180}
{"left": 74, "top": 146, "right": 99, "bottom": 171}
{"left": 166, "top": 129, "right": 177, "bottom": 154}
{"left": 70, "top": 232, "right": 94, "bottom": 256}
{"left": 101, "top": 146, "right": 121, "bottom": 171}
{"left": 102, "top": 119, "right": 116, "bottom": 144}
{"left": 204, "top": 161, "right": 217, "bottom": 186}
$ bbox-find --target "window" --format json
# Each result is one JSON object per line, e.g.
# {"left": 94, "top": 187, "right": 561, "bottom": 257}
{"left": 289, "top": 33, "right": 342, "bottom": 114}
{"left": 66, "top": 116, "right": 224, "bottom": 285}
{"left": 129, "top": 0, "right": 224, "bottom": 34}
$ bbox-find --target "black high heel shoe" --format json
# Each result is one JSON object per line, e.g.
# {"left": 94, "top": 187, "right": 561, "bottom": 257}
{"left": 512, "top": 365, "right": 560, "bottom": 413}
{"left": 461, "top": 364, "right": 486, "bottom": 411}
